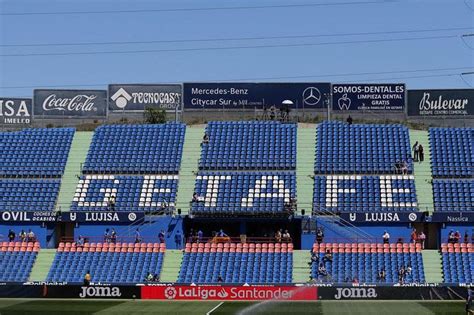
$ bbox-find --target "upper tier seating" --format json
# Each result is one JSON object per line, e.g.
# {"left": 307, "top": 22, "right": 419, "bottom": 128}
{"left": 311, "top": 243, "right": 425, "bottom": 284}
{"left": 83, "top": 123, "right": 185, "bottom": 174}
{"left": 199, "top": 121, "right": 296, "bottom": 170}
{"left": 432, "top": 179, "right": 474, "bottom": 212}
{"left": 313, "top": 175, "right": 417, "bottom": 213}
{"left": 0, "top": 179, "right": 61, "bottom": 211}
{"left": 46, "top": 242, "right": 165, "bottom": 284}
{"left": 71, "top": 175, "right": 178, "bottom": 212}
{"left": 191, "top": 171, "right": 296, "bottom": 215}
{"left": 315, "top": 122, "right": 412, "bottom": 174}
{"left": 177, "top": 242, "right": 293, "bottom": 284}
{"left": 429, "top": 128, "right": 473, "bottom": 178}
{"left": 441, "top": 243, "right": 473, "bottom": 284}
{"left": 0, "top": 242, "right": 39, "bottom": 282}
{"left": 0, "top": 128, "right": 75, "bottom": 177}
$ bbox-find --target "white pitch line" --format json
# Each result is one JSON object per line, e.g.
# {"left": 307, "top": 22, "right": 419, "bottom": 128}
{"left": 206, "top": 302, "right": 224, "bottom": 315}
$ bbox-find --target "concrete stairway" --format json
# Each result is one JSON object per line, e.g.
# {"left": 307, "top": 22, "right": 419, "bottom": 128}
{"left": 293, "top": 250, "right": 311, "bottom": 283}
{"left": 160, "top": 249, "right": 183, "bottom": 282}
{"left": 29, "top": 249, "right": 56, "bottom": 282}
{"left": 56, "top": 131, "right": 94, "bottom": 212}
{"left": 422, "top": 249, "right": 444, "bottom": 283}
{"left": 175, "top": 125, "right": 204, "bottom": 215}
{"left": 296, "top": 123, "right": 316, "bottom": 216}
{"left": 409, "top": 130, "right": 434, "bottom": 214}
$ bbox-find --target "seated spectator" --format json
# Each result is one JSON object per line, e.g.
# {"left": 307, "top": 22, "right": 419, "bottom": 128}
{"left": 418, "top": 231, "right": 426, "bottom": 249}
{"left": 158, "top": 230, "right": 165, "bottom": 243}
{"left": 352, "top": 277, "right": 359, "bottom": 285}
{"left": 145, "top": 272, "right": 153, "bottom": 282}
{"left": 405, "top": 264, "right": 412, "bottom": 276}
{"left": 398, "top": 267, "right": 405, "bottom": 284}
{"left": 275, "top": 229, "right": 282, "bottom": 243}
{"left": 19, "top": 230, "right": 26, "bottom": 242}
{"left": 377, "top": 268, "right": 386, "bottom": 282}
{"left": 316, "top": 228, "right": 324, "bottom": 245}
{"left": 410, "top": 228, "right": 417, "bottom": 244}
{"left": 77, "top": 235, "right": 85, "bottom": 247}
{"left": 396, "top": 237, "right": 404, "bottom": 245}
{"left": 318, "top": 263, "right": 329, "bottom": 282}
{"left": 202, "top": 133, "right": 210, "bottom": 145}
{"left": 344, "top": 277, "right": 351, "bottom": 283}
{"left": 110, "top": 228, "right": 117, "bottom": 244}
{"left": 27, "top": 229, "right": 35, "bottom": 243}
{"left": 153, "top": 274, "right": 160, "bottom": 282}
{"left": 323, "top": 249, "right": 333, "bottom": 263}
{"left": 217, "top": 229, "right": 227, "bottom": 237}
{"left": 346, "top": 115, "right": 353, "bottom": 125}
{"left": 108, "top": 194, "right": 116, "bottom": 212}
{"left": 217, "top": 275, "right": 224, "bottom": 283}
{"left": 382, "top": 231, "right": 390, "bottom": 244}
{"left": 454, "top": 231, "right": 461, "bottom": 244}
{"left": 84, "top": 271, "right": 91, "bottom": 286}
{"left": 448, "top": 230, "right": 455, "bottom": 244}
{"left": 197, "top": 230, "right": 204, "bottom": 243}
{"left": 8, "top": 229, "right": 15, "bottom": 242}
{"left": 192, "top": 192, "right": 199, "bottom": 202}
{"left": 282, "top": 230, "right": 291, "bottom": 242}
{"left": 104, "top": 228, "right": 110, "bottom": 243}
{"left": 309, "top": 252, "right": 319, "bottom": 265}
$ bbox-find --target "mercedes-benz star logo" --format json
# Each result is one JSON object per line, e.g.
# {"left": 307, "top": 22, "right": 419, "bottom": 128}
{"left": 302, "top": 87, "right": 322, "bottom": 106}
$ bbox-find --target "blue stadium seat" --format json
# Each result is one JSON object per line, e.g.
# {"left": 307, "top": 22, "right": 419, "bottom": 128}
{"left": 82, "top": 123, "right": 185, "bottom": 174}
{"left": 0, "top": 179, "right": 61, "bottom": 212}
{"left": 441, "top": 243, "right": 473, "bottom": 284}
{"left": 177, "top": 242, "right": 293, "bottom": 284}
{"left": 46, "top": 242, "right": 165, "bottom": 284}
{"left": 0, "top": 242, "right": 39, "bottom": 282}
{"left": 432, "top": 179, "right": 474, "bottom": 212}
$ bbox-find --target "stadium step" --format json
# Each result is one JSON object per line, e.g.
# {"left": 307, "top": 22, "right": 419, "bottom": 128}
{"left": 296, "top": 123, "right": 316, "bottom": 215}
{"left": 160, "top": 249, "right": 183, "bottom": 282}
{"left": 409, "top": 130, "right": 434, "bottom": 214}
{"left": 175, "top": 125, "right": 205, "bottom": 215}
{"left": 29, "top": 249, "right": 57, "bottom": 282}
{"left": 421, "top": 249, "right": 444, "bottom": 283}
{"left": 56, "top": 131, "right": 94, "bottom": 212}
{"left": 292, "top": 250, "right": 312, "bottom": 283}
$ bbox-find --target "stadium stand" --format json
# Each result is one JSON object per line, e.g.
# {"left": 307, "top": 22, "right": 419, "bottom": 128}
{"left": 313, "top": 175, "right": 418, "bottom": 213}
{"left": 432, "top": 180, "right": 474, "bottom": 212}
{"left": 199, "top": 121, "right": 296, "bottom": 170}
{"left": 429, "top": 128, "right": 473, "bottom": 178}
{"left": 82, "top": 123, "right": 185, "bottom": 174}
{"left": 191, "top": 171, "right": 296, "bottom": 215}
{"left": 311, "top": 243, "right": 425, "bottom": 284}
{"left": 0, "top": 179, "right": 61, "bottom": 212}
{"left": 177, "top": 242, "right": 293, "bottom": 284}
{"left": 71, "top": 175, "right": 179, "bottom": 212}
{"left": 315, "top": 121, "right": 412, "bottom": 174}
{"left": 441, "top": 243, "right": 473, "bottom": 284}
{"left": 0, "top": 128, "right": 74, "bottom": 177}
{"left": 0, "top": 242, "right": 39, "bottom": 282}
{"left": 46, "top": 242, "right": 165, "bottom": 284}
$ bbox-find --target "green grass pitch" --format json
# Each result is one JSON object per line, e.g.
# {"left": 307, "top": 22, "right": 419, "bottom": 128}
{"left": 0, "top": 299, "right": 463, "bottom": 315}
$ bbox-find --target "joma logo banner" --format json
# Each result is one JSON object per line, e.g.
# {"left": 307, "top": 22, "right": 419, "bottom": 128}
{"left": 79, "top": 286, "right": 121, "bottom": 298}
{"left": 334, "top": 288, "right": 377, "bottom": 300}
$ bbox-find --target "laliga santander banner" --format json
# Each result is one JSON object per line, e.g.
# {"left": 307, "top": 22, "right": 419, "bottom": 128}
{"left": 141, "top": 285, "right": 318, "bottom": 301}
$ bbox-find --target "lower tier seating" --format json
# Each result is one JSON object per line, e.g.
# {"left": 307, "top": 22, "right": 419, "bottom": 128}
{"left": 0, "top": 242, "right": 39, "bottom": 282}
{"left": 178, "top": 242, "right": 293, "bottom": 284}
{"left": 46, "top": 242, "right": 165, "bottom": 284}
{"left": 311, "top": 243, "right": 425, "bottom": 284}
{"left": 441, "top": 243, "right": 473, "bottom": 284}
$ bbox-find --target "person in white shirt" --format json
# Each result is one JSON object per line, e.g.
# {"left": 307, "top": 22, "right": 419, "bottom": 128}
{"left": 382, "top": 231, "right": 390, "bottom": 244}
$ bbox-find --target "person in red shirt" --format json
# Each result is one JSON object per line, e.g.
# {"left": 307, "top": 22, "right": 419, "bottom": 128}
{"left": 410, "top": 228, "right": 418, "bottom": 244}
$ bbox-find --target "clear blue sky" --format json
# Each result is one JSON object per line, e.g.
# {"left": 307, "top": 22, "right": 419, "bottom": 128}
{"left": 0, "top": 0, "right": 473, "bottom": 98}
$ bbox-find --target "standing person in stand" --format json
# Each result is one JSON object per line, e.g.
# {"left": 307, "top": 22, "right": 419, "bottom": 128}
{"left": 410, "top": 228, "right": 418, "bottom": 244}
{"left": 418, "top": 144, "right": 424, "bottom": 162}
{"left": 135, "top": 228, "right": 141, "bottom": 244}
{"left": 412, "top": 141, "right": 419, "bottom": 162}
{"left": 8, "top": 229, "right": 15, "bottom": 242}
{"left": 418, "top": 231, "right": 426, "bottom": 249}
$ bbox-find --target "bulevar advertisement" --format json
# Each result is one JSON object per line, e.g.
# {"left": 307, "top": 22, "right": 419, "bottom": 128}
{"left": 141, "top": 285, "right": 318, "bottom": 301}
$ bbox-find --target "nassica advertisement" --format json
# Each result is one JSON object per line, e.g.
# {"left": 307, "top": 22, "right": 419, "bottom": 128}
{"left": 34, "top": 89, "right": 107, "bottom": 117}
{"left": 407, "top": 89, "right": 474, "bottom": 116}
{"left": 108, "top": 84, "right": 182, "bottom": 112}
{"left": 183, "top": 83, "right": 331, "bottom": 110}
{"left": 0, "top": 98, "right": 32, "bottom": 125}
{"left": 141, "top": 285, "right": 318, "bottom": 301}
{"left": 332, "top": 84, "right": 405, "bottom": 111}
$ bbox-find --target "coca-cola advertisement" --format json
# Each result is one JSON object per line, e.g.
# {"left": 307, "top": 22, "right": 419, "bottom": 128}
{"left": 34, "top": 89, "right": 107, "bottom": 117}
{"left": 407, "top": 89, "right": 474, "bottom": 117}
{"left": 141, "top": 285, "right": 318, "bottom": 301}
